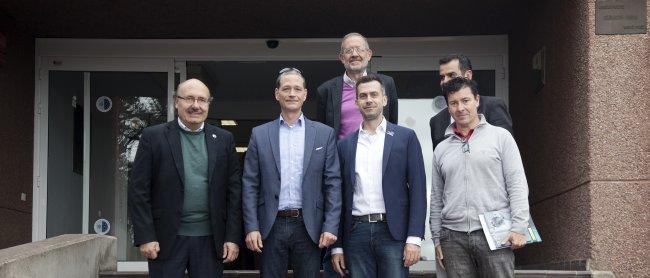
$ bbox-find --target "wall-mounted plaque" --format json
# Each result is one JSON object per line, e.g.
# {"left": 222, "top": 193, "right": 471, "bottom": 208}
{"left": 596, "top": 0, "right": 647, "bottom": 35}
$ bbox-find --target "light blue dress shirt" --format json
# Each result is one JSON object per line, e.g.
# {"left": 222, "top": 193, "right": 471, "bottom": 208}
{"left": 278, "top": 114, "right": 305, "bottom": 210}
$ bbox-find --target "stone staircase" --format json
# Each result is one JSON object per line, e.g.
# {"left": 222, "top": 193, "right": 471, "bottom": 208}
{"left": 0, "top": 235, "right": 614, "bottom": 278}
{"left": 99, "top": 270, "right": 616, "bottom": 278}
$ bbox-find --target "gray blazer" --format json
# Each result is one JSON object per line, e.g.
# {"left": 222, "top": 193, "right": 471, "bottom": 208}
{"left": 242, "top": 117, "right": 342, "bottom": 244}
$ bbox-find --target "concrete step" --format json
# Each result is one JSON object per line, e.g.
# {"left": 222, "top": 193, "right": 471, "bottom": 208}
{"left": 100, "top": 270, "right": 615, "bottom": 278}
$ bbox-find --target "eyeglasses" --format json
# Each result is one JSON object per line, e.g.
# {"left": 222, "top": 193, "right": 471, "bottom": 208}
{"left": 175, "top": 95, "right": 212, "bottom": 106}
{"left": 461, "top": 140, "right": 470, "bottom": 153}
{"left": 341, "top": 46, "right": 369, "bottom": 55}
{"left": 279, "top": 67, "right": 302, "bottom": 74}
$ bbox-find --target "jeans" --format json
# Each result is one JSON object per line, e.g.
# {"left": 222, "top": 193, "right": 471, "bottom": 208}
{"left": 260, "top": 216, "right": 320, "bottom": 278}
{"left": 344, "top": 221, "right": 408, "bottom": 278}
{"left": 439, "top": 228, "right": 515, "bottom": 278}
{"left": 148, "top": 235, "right": 222, "bottom": 278}
{"left": 322, "top": 249, "right": 339, "bottom": 278}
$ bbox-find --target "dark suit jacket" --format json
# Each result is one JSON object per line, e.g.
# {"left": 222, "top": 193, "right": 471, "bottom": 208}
{"left": 128, "top": 120, "right": 243, "bottom": 260}
{"left": 317, "top": 73, "right": 399, "bottom": 136}
{"left": 429, "top": 95, "right": 513, "bottom": 148}
{"left": 335, "top": 122, "right": 426, "bottom": 248}
{"left": 242, "top": 117, "right": 342, "bottom": 244}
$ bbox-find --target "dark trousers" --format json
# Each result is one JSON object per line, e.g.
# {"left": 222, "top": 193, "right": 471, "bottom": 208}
{"left": 345, "top": 221, "right": 408, "bottom": 278}
{"left": 439, "top": 228, "right": 515, "bottom": 278}
{"left": 148, "top": 235, "right": 223, "bottom": 278}
{"left": 322, "top": 249, "right": 339, "bottom": 278}
{"left": 260, "top": 216, "right": 320, "bottom": 278}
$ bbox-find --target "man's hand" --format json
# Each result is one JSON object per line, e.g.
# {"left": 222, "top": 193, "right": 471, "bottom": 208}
{"left": 222, "top": 242, "right": 239, "bottom": 263}
{"left": 318, "top": 232, "right": 337, "bottom": 248}
{"left": 403, "top": 243, "right": 421, "bottom": 267}
{"left": 331, "top": 253, "right": 347, "bottom": 277}
{"left": 435, "top": 245, "right": 445, "bottom": 270}
{"left": 245, "top": 231, "right": 263, "bottom": 253}
{"left": 139, "top": 241, "right": 160, "bottom": 260}
{"left": 502, "top": 232, "right": 527, "bottom": 250}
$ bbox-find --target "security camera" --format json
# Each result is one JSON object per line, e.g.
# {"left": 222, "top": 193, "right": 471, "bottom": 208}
{"left": 266, "top": 40, "right": 279, "bottom": 49}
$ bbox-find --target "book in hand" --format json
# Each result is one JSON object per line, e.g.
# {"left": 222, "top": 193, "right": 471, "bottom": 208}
{"left": 478, "top": 208, "right": 542, "bottom": 250}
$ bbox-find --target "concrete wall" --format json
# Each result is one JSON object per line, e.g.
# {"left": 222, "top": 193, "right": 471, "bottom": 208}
{"left": 510, "top": 1, "right": 649, "bottom": 276}
{"left": 0, "top": 13, "right": 34, "bottom": 249}
{"left": 0, "top": 234, "right": 116, "bottom": 278}
{"left": 585, "top": 1, "right": 649, "bottom": 276}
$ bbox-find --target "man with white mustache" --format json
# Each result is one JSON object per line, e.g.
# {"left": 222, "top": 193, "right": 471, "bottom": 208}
{"left": 317, "top": 32, "right": 399, "bottom": 140}
{"left": 129, "top": 79, "right": 242, "bottom": 278}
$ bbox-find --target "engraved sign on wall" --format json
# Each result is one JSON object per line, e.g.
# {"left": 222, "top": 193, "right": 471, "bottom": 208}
{"left": 596, "top": 0, "right": 647, "bottom": 35}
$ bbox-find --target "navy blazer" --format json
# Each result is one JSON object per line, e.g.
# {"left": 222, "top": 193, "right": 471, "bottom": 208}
{"left": 317, "top": 73, "right": 399, "bottom": 136}
{"left": 242, "top": 117, "right": 342, "bottom": 244}
{"left": 430, "top": 95, "right": 513, "bottom": 149}
{"left": 128, "top": 120, "right": 243, "bottom": 260}
{"left": 335, "top": 122, "right": 427, "bottom": 247}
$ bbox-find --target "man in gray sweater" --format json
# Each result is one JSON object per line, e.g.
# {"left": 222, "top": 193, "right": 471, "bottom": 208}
{"left": 429, "top": 78, "right": 529, "bottom": 278}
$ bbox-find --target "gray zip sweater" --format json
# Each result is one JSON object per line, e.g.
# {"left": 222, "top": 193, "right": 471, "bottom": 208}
{"left": 429, "top": 115, "right": 529, "bottom": 246}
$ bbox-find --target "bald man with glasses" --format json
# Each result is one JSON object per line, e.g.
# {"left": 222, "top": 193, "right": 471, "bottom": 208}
{"left": 129, "top": 78, "right": 242, "bottom": 278}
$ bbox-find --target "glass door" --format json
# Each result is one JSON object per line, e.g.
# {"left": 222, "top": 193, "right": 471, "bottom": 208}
{"left": 44, "top": 69, "right": 170, "bottom": 266}
{"left": 87, "top": 72, "right": 168, "bottom": 261}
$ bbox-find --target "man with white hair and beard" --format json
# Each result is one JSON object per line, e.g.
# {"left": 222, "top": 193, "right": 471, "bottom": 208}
{"left": 317, "top": 32, "right": 399, "bottom": 140}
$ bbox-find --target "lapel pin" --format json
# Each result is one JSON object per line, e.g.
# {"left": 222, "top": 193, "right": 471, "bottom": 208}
{"left": 387, "top": 131, "right": 394, "bottom": 136}
{"left": 212, "top": 134, "right": 217, "bottom": 139}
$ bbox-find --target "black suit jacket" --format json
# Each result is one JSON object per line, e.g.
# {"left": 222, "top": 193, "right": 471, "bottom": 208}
{"left": 128, "top": 120, "right": 243, "bottom": 260}
{"left": 429, "top": 95, "right": 513, "bottom": 148}
{"left": 317, "top": 73, "right": 399, "bottom": 136}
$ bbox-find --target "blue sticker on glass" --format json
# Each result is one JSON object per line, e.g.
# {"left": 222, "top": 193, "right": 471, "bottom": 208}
{"left": 96, "top": 96, "right": 112, "bottom": 112}
{"left": 93, "top": 218, "right": 111, "bottom": 235}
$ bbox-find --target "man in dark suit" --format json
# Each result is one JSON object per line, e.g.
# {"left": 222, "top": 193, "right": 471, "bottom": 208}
{"left": 242, "top": 68, "right": 342, "bottom": 277}
{"left": 331, "top": 75, "right": 426, "bottom": 278}
{"left": 430, "top": 54, "right": 513, "bottom": 148}
{"left": 317, "top": 32, "right": 399, "bottom": 140}
{"left": 128, "top": 79, "right": 242, "bottom": 278}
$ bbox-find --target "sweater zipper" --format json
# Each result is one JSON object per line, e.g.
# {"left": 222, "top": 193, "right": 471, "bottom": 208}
{"left": 463, "top": 137, "right": 471, "bottom": 235}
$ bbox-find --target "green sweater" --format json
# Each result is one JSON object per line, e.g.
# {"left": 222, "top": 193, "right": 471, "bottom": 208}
{"left": 177, "top": 129, "right": 212, "bottom": 236}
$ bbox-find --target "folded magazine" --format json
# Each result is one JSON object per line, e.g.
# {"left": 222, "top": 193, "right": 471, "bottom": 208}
{"left": 478, "top": 209, "right": 542, "bottom": 250}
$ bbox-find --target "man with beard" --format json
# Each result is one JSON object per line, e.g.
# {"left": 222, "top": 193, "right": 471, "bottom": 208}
{"left": 128, "top": 78, "right": 242, "bottom": 278}
{"left": 332, "top": 75, "right": 426, "bottom": 278}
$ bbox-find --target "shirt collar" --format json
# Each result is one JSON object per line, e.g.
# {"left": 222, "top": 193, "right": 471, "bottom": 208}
{"left": 444, "top": 114, "right": 487, "bottom": 138}
{"left": 177, "top": 118, "right": 205, "bottom": 132}
{"left": 343, "top": 70, "right": 368, "bottom": 87}
{"left": 359, "top": 117, "right": 387, "bottom": 135}
{"left": 279, "top": 113, "right": 304, "bottom": 127}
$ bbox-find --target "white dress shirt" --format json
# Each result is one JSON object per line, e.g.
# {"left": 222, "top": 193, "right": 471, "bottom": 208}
{"left": 352, "top": 118, "right": 387, "bottom": 216}
{"left": 178, "top": 118, "right": 205, "bottom": 132}
{"left": 332, "top": 117, "right": 420, "bottom": 255}
{"left": 342, "top": 70, "right": 368, "bottom": 86}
